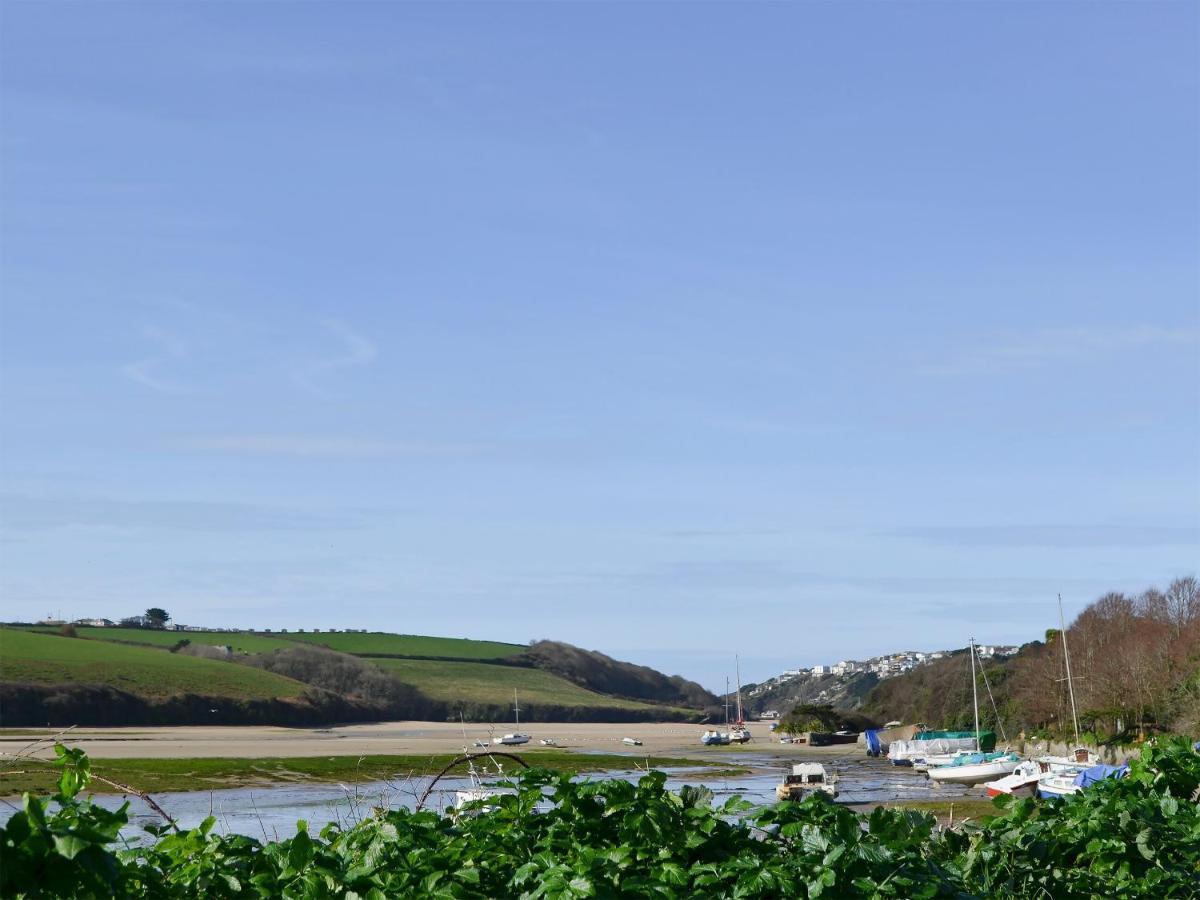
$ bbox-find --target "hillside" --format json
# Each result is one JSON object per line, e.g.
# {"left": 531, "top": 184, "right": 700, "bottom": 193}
{"left": 0, "top": 625, "right": 704, "bottom": 727}
{"left": 0, "top": 628, "right": 307, "bottom": 700}
{"left": 742, "top": 670, "right": 879, "bottom": 718}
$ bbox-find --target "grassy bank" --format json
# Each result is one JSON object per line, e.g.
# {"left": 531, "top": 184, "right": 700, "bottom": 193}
{"left": 0, "top": 750, "right": 736, "bottom": 795}
{"left": 368, "top": 657, "right": 683, "bottom": 711}
{"left": 0, "top": 628, "right": 307, "bottom": 700}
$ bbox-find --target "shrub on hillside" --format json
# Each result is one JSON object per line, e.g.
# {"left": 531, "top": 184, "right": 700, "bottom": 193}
{"left": 524, "top": 640, "right": 716, "bottom": 708}
{"left": 246, "top": 644, "right": 427, "bottom": 711}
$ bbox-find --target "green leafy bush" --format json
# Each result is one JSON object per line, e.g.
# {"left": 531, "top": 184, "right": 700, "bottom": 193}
{"left": 3, "top": 739, "right": 1198, "bottom": 898}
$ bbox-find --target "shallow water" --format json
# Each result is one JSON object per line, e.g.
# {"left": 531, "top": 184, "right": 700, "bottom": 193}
{"left": 0, "top": 753, "right": 974, "bottom": 844}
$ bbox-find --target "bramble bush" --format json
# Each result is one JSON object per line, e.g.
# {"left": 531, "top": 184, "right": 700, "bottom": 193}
{"left": 2, "top": 739, "right": 1198, "bottom": 898}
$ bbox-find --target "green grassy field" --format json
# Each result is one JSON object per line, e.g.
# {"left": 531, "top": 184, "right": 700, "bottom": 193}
{"left": 0, "top": 751, "right": 732, "bottom": 795}
{"left": 368, "top": 658, "right": 675, "bottom": 711}
{"left": 0, "top": 628, "right": 307, "bottom": 700}
{"left": 283, "top": 631, "right": 524, "bottom": 660}
{"left": 47, "top": 626, "right": 299, "bottom": 655}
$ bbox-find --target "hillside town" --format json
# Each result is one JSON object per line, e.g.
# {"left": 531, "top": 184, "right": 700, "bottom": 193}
{"left": 748, "top": 645, "right": 1021, "bottom": 698}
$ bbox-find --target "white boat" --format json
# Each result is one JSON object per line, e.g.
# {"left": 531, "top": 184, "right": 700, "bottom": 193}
{"left": 539, "top": 738, "right": 558, "bottom": 747}
{"left": 451, "top": 756, "right": 513, "bottom": 817}
{"left": 622, "top": 737, "right": 643, "bottom": 746}
{"left": 985, "top": 760, "right": 1042, "bottom": 798}
{"left": 1036, "top": 771, "right": 1081, "bottom": 799}
{"left": 1032, "top": 596, "right": 1099, "bottom": 800}
{"left": 701, "top": 729, "right": 731, "bottom": 745}
{"left": 928, "top": 752, "right": 1022, "bottom": 786}
{"left": 775, "top": 763, "right": 838, "bottom": 801}
{"left": 728, "top": 656, "right": 751, "bottom": 743}
{"left": 925, "top": 639, "right": 1025, "bottom": 786}
{"left": 496, "top": 690, "right": 531, "bottom": 745}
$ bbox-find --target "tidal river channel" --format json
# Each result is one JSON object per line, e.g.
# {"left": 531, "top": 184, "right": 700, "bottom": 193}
{"left": 1, "top": 751, "right": 975, "bottom": 844}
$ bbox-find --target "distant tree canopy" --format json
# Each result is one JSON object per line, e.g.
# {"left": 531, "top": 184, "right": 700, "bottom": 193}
{"left": 862, "top": 576, "right": 1200, "bottom": 740}
{"left": 524, "top": 641, "right": 716, "bottom": 708}
{"left": 144, "top": 608, "right": 170, "bottom": 629}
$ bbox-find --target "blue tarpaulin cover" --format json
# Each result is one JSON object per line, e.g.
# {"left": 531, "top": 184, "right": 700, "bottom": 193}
{"left": 865, "top": 730, "right": 882, "bottom": 756}
{"left": 1073, "top": 764, "right": 1128, "bottom": 788}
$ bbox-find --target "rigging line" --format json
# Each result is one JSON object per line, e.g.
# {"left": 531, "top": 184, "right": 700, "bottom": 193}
{"left": 976, "top": 649, "right": 1008, "bottom": 744}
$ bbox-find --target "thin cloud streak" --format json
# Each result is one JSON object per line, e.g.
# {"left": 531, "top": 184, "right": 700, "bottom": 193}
{"left": 925, "top": 325, "right": 1199, "bottom": 376}
{"left": 889, "top": 524, "right": 1199, "bottom": 548}
{"left": 0, "top": 493, "right": 390, "bottom": 533}
{"left": 173, "top": 434, "right": 485, "bottom": 457}
{"left": 120, "top": 325, "right": 193, "bottom": 393}
{"left": 293, "top": 318, "right": 377, "bottom": 398}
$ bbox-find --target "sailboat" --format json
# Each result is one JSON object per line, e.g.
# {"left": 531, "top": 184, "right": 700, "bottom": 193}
{"left": 497, "top": 690, "right": 531, "bottom": 745}
{"left": 728, "top": 655, "right": 751, "bottom": 743}
{"left": 1032, "top": 594, "right": 1114, "bottom": 798}
{"left": 928, "top": 639, "right": 1022, "bottom": 786}
{"left": 700, "top": 677, "right": 733, "bottom": 745}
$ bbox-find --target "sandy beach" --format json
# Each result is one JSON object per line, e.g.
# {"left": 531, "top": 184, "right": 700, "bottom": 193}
{"left": 2, "top": 721, "right": 846, "bottom": 762}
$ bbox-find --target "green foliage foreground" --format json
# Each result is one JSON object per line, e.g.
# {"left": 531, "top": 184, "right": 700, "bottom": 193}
{"left": 3, "top": 741, "right": 1199, "bottom": 898}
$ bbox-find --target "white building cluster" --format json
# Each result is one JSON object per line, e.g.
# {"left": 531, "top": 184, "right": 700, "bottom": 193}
{"left": 749, "top": 644, "right": 1020, "bottom": 695}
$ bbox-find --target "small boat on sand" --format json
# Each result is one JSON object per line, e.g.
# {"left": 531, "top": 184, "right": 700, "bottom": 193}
{"left": 622, "top": 737, "right": 643, "bottom": 746}
{"left": 496, "top": 690, "right": 531, "bottom": 745}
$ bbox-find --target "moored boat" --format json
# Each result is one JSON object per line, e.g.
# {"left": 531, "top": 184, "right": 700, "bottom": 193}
{"left": 985, "top": 760, "right": 1042, "bottom": 798}
{"left": 1038, "top": 763, "right": 1128, "bottom": 799}
{"left": 497, "top": 690, "right": 531, "bottom": 745}
{"left": 927, "top": 751, "right": 1022, "bottom": 786}
{"left": 775, "top": 763, "right": 839, "bottom": 802}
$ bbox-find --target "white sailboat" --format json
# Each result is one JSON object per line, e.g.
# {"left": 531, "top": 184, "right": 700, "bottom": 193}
{"left": 700, "top": 677, "right": 733, "bottom": 745}
{"left": 928, "top": 639, "right": 1024, "bottom": 786}
{"left": 497, "top": 690, "right": 531, "bottom": 745}
{"left": 1033, "top": 595, "right": 1102, "bottom": 798}
{"left": 728, "top": 656, "right": 751, "bottom": 743}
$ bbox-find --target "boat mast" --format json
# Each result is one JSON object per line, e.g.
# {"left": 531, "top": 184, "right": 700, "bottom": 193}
{"left": 1057, "top": 593, "right": 1080, "bottom": 743}
{"left": 734, "top": 655, "right": 744, "bottom": 724}
{"left": 724, "top": 677, "right": 730, "bottom": 726}
{"left": 969, "top": 637, "right": 980, "bottom": 751}
{"left": 512, "top": 690, "right": 521, "bottom": 730}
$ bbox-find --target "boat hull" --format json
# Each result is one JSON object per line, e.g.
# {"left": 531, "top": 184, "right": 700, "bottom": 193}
{"left": 775, "top": 784, "right": 838, "bottom": 802}
{"left": 928, "top": 759, "right": 1021, "bottom": 786}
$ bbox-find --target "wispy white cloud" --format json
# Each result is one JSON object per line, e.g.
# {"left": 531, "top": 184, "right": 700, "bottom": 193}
{"left": 925, "top": 325, "right": 1199, "bottom": 376}
{"left": 172, "top": 434, "right": 484, "bottom": 458}
{"left": 0, "top": 493, "right": 389, "bottom": 532}
{"left": 120, "top": 325, "right": 193, "bottom": 393}
{"left": 293, "top": 319, "right": 377, "bottom": 398}
{"left": 888, "top": 524, "right": 1199, "bottom": 548}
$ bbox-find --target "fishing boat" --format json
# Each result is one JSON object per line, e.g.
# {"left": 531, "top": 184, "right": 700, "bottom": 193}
{"left": 622, "top": 737, "right": 643, "bottom": 746}
{"left": 775, "top": 763, "right": 839, "bottom": 801}
{"left": 497, "top": 690, "right": 531, "bottom": 745}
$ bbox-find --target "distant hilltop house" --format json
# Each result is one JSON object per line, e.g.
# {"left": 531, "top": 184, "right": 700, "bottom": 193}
{"left": 72, "top": 618, "right": 114, "bottom": 627}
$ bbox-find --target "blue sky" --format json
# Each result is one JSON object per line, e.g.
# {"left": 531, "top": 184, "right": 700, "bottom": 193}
{"left": 2, "top": 2, "right": 1196, "bottom": 690}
